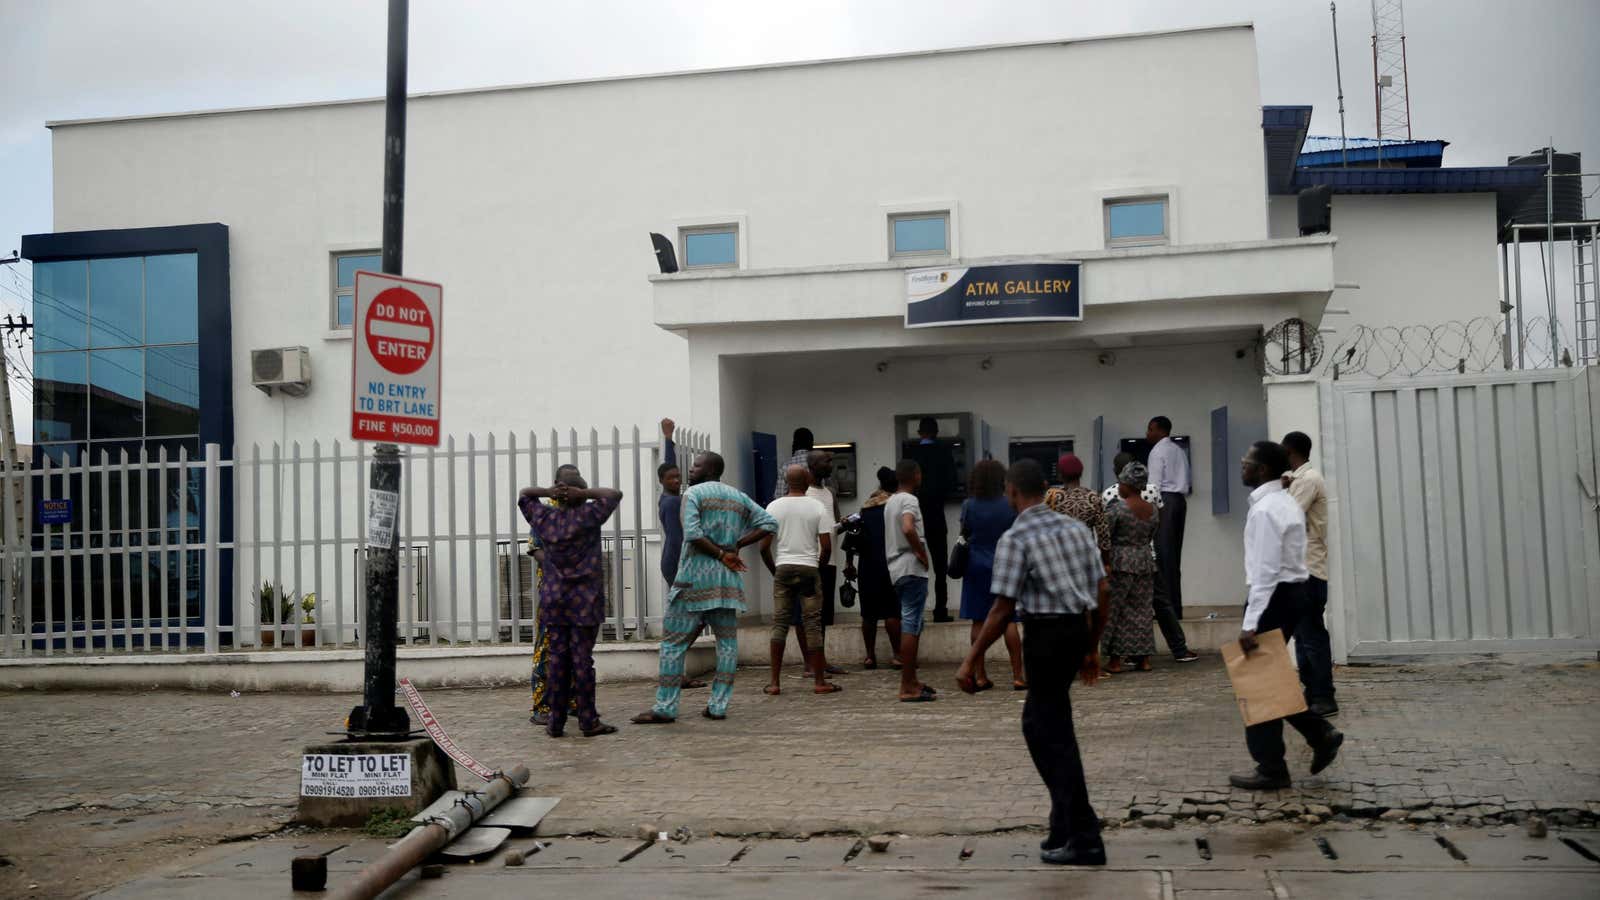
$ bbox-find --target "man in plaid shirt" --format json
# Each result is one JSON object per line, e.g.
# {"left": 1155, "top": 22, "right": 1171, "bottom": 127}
{"left": 958, "top": 458, "right": 1110, "bottom": 867}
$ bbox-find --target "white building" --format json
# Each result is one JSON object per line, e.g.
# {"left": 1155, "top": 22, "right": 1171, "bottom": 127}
{"left": 20, "top": 22, "right": 1550, "bottom": 655}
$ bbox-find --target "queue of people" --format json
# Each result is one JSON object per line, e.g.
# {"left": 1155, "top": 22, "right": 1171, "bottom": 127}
{"left": 514, "top": 417, "right": 1345, "bottom": 865}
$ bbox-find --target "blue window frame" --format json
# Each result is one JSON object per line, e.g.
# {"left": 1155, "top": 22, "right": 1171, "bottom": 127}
{"left": 332, "top": 251, "right": 381, "bottom": 328}
{"left": 681, "top": 226, "right": 738, "bottom": 269}
{"left": 1105, "top": 197, "right": 1169, "bottom": 246}
{"left": 890, "top": 213, "right": 949, "bottom": 257}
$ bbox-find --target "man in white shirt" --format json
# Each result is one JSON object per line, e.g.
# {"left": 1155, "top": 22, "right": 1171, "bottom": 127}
{"left": 798, "top": 449, "right": 845, "bottom": 677}
{"left": 1282, "top": 431, "right": 1337, "bottom": 718}
{"left": 886, "top": 459, "right": 937, "bottom": 703}
{"left": 1146, "top": 417, "right": 1199, "bottom": 662}
{"left": 1229, "top": 441, "right": 1345, "bottom": 791}
{"left": 760, "top": 465, "right": 839, "bottom": 696}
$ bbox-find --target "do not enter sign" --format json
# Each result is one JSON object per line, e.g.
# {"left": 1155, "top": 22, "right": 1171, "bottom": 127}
{"left": 365, "top": 287, "right": 435, "bottom": 375}
{"left": 351, "top": 271, "right": 443, "bottom": 446}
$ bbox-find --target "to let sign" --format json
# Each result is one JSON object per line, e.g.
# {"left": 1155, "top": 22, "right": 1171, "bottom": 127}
{"left": 351, "top": 271, "right": 443, "bottom": 446}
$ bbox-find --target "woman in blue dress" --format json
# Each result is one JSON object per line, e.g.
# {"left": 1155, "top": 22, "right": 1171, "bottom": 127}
{"left": 957, "top": 458, "right": 1024, "bottom": 691}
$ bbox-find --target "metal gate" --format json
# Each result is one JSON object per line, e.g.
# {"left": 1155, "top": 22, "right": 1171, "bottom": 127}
{"left": 1323, "top": 367, "right": 1600, "bottom": 657}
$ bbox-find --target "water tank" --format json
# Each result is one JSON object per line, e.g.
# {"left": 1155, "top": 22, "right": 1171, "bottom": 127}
{"left": 1504, "top": 149, "right": 1585, "bottom": 240}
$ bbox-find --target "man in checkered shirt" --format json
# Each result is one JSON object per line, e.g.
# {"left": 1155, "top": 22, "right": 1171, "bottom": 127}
{"left": 958, "top": 458, "right": 1110, "bottom": 867}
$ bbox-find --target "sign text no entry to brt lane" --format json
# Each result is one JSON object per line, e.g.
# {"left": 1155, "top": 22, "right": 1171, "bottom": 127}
{"left": 351, "top": 271, "right": 443, "bottom": 446}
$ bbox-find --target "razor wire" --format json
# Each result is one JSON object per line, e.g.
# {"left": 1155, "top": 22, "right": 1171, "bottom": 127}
{"left": 1262, "top": 316, "right": 1577, "bottom": 379}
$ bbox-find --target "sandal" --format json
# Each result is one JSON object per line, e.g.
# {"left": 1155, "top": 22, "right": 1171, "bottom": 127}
{"left": 702, "top": 709, "right": 726, "bottom": 721}
{"left": 763, "top": 684, "right": 782, "bottom": 696}
{"left": 814, "top": 682, "right": 843, "bottom": 695}
{"left": 974, "top": 680, "right": 995, "bottom": 692}
{"left": 1137, "top": 657, "right": 1153, "bottom": 672}
{"left": 581, "top": 723, "right": 618, "bottom": 737}
{"left": 889, "top": 659, "right": 904, "bottom": 670}
{"left": 1105, "top": 657, "right": 1125, "bottom": 674}
{"left": 684, "top": 679, "right": 709, "bottom": 689}
{"left": 823, "top": 664, "right": 848, "bottom": 676}
{"left": 899, "top": 685, "right": 938, "bottom": 703}
{"left": 1012, "top": 681, "right": 1028, "bottom": 691}
{"left": 862, "top": 658, "right": 878, "bottom": 670}
{"left": 630, "top": 710, "right": 676, "bottom": 725}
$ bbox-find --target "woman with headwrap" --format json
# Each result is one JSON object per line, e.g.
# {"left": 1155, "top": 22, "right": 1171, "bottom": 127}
{"left": 1043, "top": 453, "right": 1109, "bottom": 555}
{"left": 1103, "top": 462, "right": 1160, "bottom": 672}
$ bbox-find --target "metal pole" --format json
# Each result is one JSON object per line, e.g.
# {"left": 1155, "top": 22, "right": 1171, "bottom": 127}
{"left": 1331, "top": 2, "right": 1348, "bottom": 167}
{"left": 1514, "top": 233, "right": 1525, "bottom": 368}
{"left": 1500, "top": 242, "right": 1513, "bottom": 369}
{"left": 348, "top": 0, "right": 410, "bottom": 737}
{"left": 1546, "top": 146, "right": 1559, "bottom": 362}
{"left": 327, "top": 765, "right": 530, "bottom": 900}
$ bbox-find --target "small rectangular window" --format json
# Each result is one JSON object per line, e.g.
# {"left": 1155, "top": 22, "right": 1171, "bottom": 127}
{"left": 889, "top": 213, "right": 950, "bottom": 258}
{"left": 331, "top": 251, "right": 381, "bottom": 329}
{"left": 1105, "top": 197, "right": 1169, "bottom": 247}
{"left": 680, "top": 226, "right": 738, "bottom": 269}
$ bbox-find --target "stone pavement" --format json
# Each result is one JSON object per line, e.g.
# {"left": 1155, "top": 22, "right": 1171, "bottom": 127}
{"left": 3, "top": 656, "right": 1596, "bottom": 838}
{"left": 94, "top": 826, "right": 1600, "bottom": 899}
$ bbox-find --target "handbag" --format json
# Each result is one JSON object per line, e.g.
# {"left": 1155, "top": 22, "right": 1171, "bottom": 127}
{"left": 839, "top": 578, "right": 858, "bottom": 609}
{"left": 947, "top": 537, "right": 970, "bottom": 579}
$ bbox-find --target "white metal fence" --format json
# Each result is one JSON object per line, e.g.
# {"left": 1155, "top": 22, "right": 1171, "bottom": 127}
{"left": 0, "top": 426, "right": 708, "bottom": 658}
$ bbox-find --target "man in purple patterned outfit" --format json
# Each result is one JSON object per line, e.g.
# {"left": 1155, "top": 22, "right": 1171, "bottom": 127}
{"left": 519, "top": 467, "right": 623, "bottom": 738}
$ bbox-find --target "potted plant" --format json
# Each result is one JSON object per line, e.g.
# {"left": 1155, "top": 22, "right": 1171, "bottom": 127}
{"left": 299, "top": 592, "right": 318, "bottom": 647}
{"left": 258, "top": 582, "right": 300, "bottom": 648}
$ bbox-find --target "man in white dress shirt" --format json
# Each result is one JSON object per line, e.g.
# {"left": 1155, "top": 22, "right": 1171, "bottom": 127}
{"left": 1229, "top": 441, "right": 1345, "bottom": 791}
{"left": 1146, "top": 417, "right": 1198, "bottom": 663}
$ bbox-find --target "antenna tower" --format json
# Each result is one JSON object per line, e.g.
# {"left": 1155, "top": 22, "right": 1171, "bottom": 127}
{"left": 1370, "top": 0, "right": 1412, "bottom": 150}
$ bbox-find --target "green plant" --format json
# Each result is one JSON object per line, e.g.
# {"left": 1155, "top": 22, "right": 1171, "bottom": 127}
{"left": 363, "top": 806, "right": 416, "bottom": 839}
{"left": 258, "top": 582, "right": 302, "bottom": 625}
{"left": 300, "top": 592, "right": 317, "bottom": 625}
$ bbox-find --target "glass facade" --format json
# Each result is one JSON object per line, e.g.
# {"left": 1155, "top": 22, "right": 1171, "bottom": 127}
{"left": 34, "top": 253, "right": 201, "bottom": 451}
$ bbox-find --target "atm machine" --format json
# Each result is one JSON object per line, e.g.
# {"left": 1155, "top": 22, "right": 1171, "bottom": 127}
{"left": 893, "top": 412, "right": 988, "bottom": 500}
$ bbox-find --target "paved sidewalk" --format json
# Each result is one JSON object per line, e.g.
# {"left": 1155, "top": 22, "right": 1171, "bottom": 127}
{"left": 3, "top": 655, "right": 1596, "bottom": 837}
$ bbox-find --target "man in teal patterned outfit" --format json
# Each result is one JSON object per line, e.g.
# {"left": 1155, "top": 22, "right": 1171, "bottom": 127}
{"left": 633, "top": 450, "right": 776, "bottom": 723}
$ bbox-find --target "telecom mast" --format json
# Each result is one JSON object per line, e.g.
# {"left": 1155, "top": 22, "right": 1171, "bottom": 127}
{"left": 1370, "top": 0, "right": 1412, "bottom": 150}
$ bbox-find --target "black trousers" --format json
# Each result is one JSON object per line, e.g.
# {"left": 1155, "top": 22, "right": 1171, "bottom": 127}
{"left": 1245, "top": 582, "right": 1337, "bottom": 776}
{"left": 1153, "top": 492, "right": 1187, "bottom": 620}
{"left": 1021, "top": 615, "right": 1101, "bottom": 844}
{"left": 1294, "top": 576, "right": 1335, "bottom": 703}
{"left": 926, "top": 521, "right": 950, "bottom": 616}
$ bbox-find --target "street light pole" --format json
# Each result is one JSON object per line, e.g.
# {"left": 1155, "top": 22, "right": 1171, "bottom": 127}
{"left": 348, "top": 0, "right": 410, "bottom": 738}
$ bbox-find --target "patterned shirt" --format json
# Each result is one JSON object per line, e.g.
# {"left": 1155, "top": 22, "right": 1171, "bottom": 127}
{"left": 519, "top": 493, "right": 621, "bottom": 626}
{"left": 990, "top": 503, "right": 1105, "bottom": 616}
{"left": 1103, "top": 483, "right": 1164, "bottom": 509}
{"left": 1043, "top": 485, "right": 1109, "bottom": 553}
{"left": 670, "top": 481, "right": 778, "bottom": 612}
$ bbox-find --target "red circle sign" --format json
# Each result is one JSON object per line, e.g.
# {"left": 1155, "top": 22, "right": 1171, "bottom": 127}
{"left": 364, "top": 287, "right": 435, "bottom": 375}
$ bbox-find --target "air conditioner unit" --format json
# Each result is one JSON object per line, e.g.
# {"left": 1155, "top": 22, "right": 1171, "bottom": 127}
{"left": 252, "top": 347, "right": 312, "bottom": 397}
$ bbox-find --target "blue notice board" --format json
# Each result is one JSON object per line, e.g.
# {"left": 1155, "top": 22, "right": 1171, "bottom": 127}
{"left": 38, "top": 498, "right": 73, "bottom": 525}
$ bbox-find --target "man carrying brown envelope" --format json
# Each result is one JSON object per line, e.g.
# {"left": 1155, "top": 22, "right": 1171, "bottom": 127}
{"left": 1228, "top": 441, "right": 1346, "bottom": 791}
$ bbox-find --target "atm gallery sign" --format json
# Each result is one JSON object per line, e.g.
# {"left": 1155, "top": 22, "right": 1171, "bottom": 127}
{"left": 905, "top": 262, "right": 1081, "bottom": 328}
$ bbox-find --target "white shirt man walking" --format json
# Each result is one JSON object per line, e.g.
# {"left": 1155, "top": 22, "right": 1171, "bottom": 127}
{"left": 1146, "top": 416, "right": 1198, "bottom": 663}
{"left": 760, "top": 465, "right": 839, "bottom": 696}
{"left": 1229, "top": 441, "right": 1345, "bottom": 791}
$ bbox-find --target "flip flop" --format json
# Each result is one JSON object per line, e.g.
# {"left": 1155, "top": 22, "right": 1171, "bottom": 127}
{"left": 899, "top": 686, "right": 938, "bottom": 703}
{"left": 684, "top": 679, "right": 709, "bottom": 689}
{"left": 861, "top": 659, "right": 878, "bottom": 670}
{"left": 630, "top": 711, "right": 676, "bottom": 725}
{"left": 823, "top": 665, "right": 848, "bottom": 675}
{"left": 974, "top": 680, "right": 995, "bottom": 693}
{"left": 1012, "top": 681, "right": 1028, "bottom": 691}
{"left": 814, "top": 682, "right": 843, "bottom": 694}
{"left": 889, "top": 660, "right": 904, "bottom": 670}
{"left": 763, "top": 684, "right": 782, "bottom": 695}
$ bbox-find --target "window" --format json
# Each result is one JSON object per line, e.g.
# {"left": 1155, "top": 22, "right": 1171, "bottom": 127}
{"left": 1105, "top": 196, "right": 1169, "bottom": 247}
{"left": 331, "top": 251, "right": 381, "bottom": 328}
{"left": 889, "top": 212, "right": 950, "bottom": 258}
{"left": 679, "top": 226, "right": 738, "bottom": 269}
{"left": 33, "top": 252, "right": 200, "bottom": 450}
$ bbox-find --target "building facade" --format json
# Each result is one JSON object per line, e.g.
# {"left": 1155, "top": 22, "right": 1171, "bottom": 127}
{"left": 21, "top": 23, "right": 1542, "bottom": 644}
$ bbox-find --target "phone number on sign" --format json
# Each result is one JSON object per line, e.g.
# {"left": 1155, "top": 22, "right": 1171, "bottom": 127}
{"left": 300, "top": 782, "right": 413, "bottom": 799}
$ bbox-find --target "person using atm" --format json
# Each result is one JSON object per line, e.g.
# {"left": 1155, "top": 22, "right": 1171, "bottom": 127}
{"left": 908, "top": 417, "right": 959, "bottom": 623}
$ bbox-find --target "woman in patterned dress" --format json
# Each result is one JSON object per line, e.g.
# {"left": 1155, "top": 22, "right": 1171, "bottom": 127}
{"left": 1103, "top": 462, "right": 1160, "bottom": 672}
{"left": 1043, "top": 453, "right": 1109, "bottom": 555}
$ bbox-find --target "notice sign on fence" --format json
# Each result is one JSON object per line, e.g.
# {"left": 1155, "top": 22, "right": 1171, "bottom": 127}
{"left": 351, "top": 271, "right": 443, "bottom": 446}
{"left": 300, "top": 753, "right": 413, "bottom": 798}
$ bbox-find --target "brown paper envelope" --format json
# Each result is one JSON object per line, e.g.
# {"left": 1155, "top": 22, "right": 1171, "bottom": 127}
{"left": 1221, "top": 629, "right": 1309, "bottom": 726}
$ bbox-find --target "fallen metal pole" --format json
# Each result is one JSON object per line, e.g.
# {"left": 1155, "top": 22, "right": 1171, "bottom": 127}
{"left": 328, "top": 764, "right": 530, "bottom": 900}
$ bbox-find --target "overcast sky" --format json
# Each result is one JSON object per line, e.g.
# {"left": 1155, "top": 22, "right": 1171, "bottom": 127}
{"left": 0, "top": 0, "right": 1595, "bottom": 439}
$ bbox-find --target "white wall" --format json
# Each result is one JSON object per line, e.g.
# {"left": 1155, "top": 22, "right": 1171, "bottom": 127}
{"left": 731, "top": 341, "right": 1269, "bottom": 613}
{"left": 1270, "top": 193, "right": 1501, "bottom": 333}
{"left": 47, "top": 24, "right": 1268, "bottom": 454}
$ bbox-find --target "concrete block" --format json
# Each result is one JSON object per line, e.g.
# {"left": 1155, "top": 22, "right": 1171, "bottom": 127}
{"left": 294, "top": 738, "right": 456, "bottom": 827}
